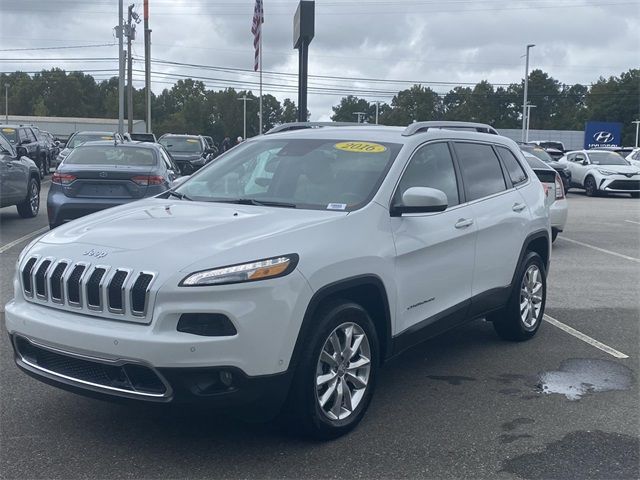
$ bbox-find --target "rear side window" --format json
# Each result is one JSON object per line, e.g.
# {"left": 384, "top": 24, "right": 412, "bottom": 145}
{"left": 454, "top": 142, "right": 507, "bottom": 201}
{"left": 395, "top": 142, "right": 459, "bottom": 207}
{"left": 496, "top": 146, "right": 527, "bottom": 185}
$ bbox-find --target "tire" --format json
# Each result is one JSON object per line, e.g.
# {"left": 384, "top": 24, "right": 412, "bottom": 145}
{"left": 285, "top": 299, "right": 379, "bottom": 439}
{"left": 37, "top": 155, "right": 48, "bottom": 179}
{"left": 490, "top": 251, "right": 546, "bottom": 341}
{"left": 16, "top": 177, "right": 40, "bottom": 218}
{"left": 631, "top": 192, "right": 640, "bottom": 199}
{"left": 551, "top": 230, "right": 559, "bottom": 242}
{"left": 584, "top": 176, "right": 598, "bottom": 197}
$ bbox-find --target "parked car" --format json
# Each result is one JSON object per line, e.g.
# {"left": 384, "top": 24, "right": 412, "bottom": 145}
{"left": 129, "top": 132, "right": 157, "bottom": 143}
{"left": 53, "top": 131, "right": 123, "bottom": 170}
{"left": 527, "top": 140, "right": 566, "bottom": 152}
{"left": 519, "top": 144, "right": 571, "bottom": 191}
{"left": 522, "top": 152, "right": 568, "bottom": 242}
{"left": 38, "top": 130, "right": 61, "bottom": 166}
{"left": 625, "top": 148, "right": 640, "bottom": 167}
{"left": 559, "top": 150, "right": 640, "bottom": 197}
{"left": 47, "top": 141, "right": 179, "bottom": 229}
{"left": 158, "top": 134, "right": 217, "bottom": 174}
{"left": 0, "top": 132, "right": 41, "bottom": 218}
{"left": 0, "top": 125, "right": 52, "bottom": 178}
{"left": 203, "top": 136, "right": 219, "bottom": 155}
{"left": 7, "top": 121, "right": 551, "bottom": 439}
{"left": 595, "top": 146, "right": 636, "bottom": 157}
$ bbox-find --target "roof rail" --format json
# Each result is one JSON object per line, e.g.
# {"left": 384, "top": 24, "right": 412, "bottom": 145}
{"left": 402, "top": 121, "right": 499, "bottom": 136}
{"left": 266, "top": 121, "right": 369, "bottom": 135}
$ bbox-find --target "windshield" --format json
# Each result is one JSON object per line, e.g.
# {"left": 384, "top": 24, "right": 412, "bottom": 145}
{"left": 588, "top": 152, "right": 629, "bottom": 166}
{"left": 159, "top": 136, "right": 203, "bottom": 154}
{"left": 526, "top": 147, "right": 554, "bottom": 163}
{"left": 1, "top": 127, "right": 18, "bottom": 144}
{"left": 68, "top": 133, "right": 114, "bottom": 149}
{"left": 174, "top": 138, "right": 402, "bottom": 211}
{"left": 65, "top": 145, "right": 157, "bottom": 167}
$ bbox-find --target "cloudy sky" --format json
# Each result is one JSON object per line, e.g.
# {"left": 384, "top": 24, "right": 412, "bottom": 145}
{"left": 1, "top": 0, "right": 638, "bottom": 120}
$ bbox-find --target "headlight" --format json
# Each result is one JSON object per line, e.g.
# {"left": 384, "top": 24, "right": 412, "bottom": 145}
{"left": 180, "top": 254, "right": 298, "bottom": 286}
{"left": 597, "top": 169, "right": 616, "bottom": 176}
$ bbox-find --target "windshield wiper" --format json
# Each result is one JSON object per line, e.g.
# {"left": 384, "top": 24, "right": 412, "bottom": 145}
{"left": 167, "top": 190, "right": 193, "bottom": 201}
{"left": 217, "top": 198, "right": 297, "bottom": 208}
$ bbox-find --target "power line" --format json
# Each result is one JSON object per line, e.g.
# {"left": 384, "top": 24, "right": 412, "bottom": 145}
{"left": 0, "top": 43, "right": 116, "bottom": 52}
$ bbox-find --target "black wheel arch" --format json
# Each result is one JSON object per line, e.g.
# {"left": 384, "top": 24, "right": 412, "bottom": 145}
{"left": 290, "top": 275, "right": 393, "bottom": 370}
{"left": 510, "top": 229, "right": 550, "bottom": 291}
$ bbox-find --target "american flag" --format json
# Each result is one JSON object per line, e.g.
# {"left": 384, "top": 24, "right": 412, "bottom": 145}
{"left": 251, "top": 0, "right": 264, "bottom": 72}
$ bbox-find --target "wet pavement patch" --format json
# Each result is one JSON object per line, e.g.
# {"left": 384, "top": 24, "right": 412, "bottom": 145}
{"left": 538, "top": 358, "right": 634, "bottom": 400}
{"left": 499, "top": 433, "right": 533, "bottom": 444}
{"left": 425, "top": 375, "right": 475, "bottom": 385}
{"left": 501, "top": 430, "right": 639, "bottom": 479}
{"left": 502, "top": 418, "right": 535, "bottom": 431}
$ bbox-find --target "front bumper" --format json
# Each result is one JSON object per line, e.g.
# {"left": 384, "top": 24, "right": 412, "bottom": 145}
{"left": 599, "top": 176, "right": 640, "bottom": 193}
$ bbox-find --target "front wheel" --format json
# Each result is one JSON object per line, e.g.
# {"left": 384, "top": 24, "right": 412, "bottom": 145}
{"left": 584, "top": 176, "right": 598, "bottom": 197}
{"left": 286, "top": 300, "right": 379, "bottom": 439}
{"left": 490, "top": 251, "right": 546, "bottom": 341}
{"left": 16, "top": 177, "right": 40, "bottom": 218}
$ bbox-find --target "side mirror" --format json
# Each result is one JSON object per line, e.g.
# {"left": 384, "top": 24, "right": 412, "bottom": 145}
{"left": 171, "top": 175, "right": 190, "bottom": 187}
{"left": 16, "top": 146, "right": 28, "bottom": 158}
{"left": 390, "top": 187, "right": 448, "bottom": 217}
{"left": 581, "top": 159, "right": 589, "bottom": 166}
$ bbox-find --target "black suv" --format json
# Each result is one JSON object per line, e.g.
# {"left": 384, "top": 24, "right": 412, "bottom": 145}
{"left": 0, "top": 132, "right": 41, "bottom": 218}
{"left": 1, "top": 125, "right": 52, "bottom": 178}
{"left": 158, "top": 134, "right": 217, "bottom": 174}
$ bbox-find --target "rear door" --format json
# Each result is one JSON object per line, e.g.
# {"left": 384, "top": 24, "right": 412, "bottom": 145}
{"left": 453, "top": 141, "right": 530, "bottom": 310}
{"left": 0, "top": 136, "right": 24, "bottom": 205}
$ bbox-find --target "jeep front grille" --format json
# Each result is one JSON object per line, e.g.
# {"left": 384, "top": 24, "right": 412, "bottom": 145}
{"left": 20, "top": 257, "right": 156, "bottom": 322}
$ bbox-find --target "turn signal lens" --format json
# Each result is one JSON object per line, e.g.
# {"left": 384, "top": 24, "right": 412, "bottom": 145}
{"left": 180, "top": 255, "right": 298, "bottom": 286}
{"left": 51, "top": 172, "right": 76, "bottom": 185}
{"left": 132, "top": 175, "right": 164, "bottom": 186}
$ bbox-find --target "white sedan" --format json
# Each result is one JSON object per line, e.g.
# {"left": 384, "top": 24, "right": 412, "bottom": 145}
{"left": 559, "top": 150, "right": 640, "bottom": 198}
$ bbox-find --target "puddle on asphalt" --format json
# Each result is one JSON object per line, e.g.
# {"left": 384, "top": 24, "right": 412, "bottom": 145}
{"left": 538, "top": 358, "right": 634, "bottom": 400}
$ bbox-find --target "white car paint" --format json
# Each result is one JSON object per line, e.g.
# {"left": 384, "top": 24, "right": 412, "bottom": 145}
{"left": 626, "top": 148, "right": 640, "bottom": 167}
{"left": 559, "top": 149, "right": 640, "bottom": 195}
{"left": 5, "top": 125, "right": 551, "bottom": 407}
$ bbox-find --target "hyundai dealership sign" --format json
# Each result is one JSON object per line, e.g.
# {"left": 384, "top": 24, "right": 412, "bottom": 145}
{"left": 584, "top": 121, "right": 622, "bottom": 149}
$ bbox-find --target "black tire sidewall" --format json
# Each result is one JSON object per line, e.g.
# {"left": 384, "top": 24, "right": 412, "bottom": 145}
{"left": 17, "top": 178, "right": 39, "bottom": 218}
{"left": 293, "top": 300, "right": 379, "bottom": 439}
{"left": 585, "top": 176, "right": 597, "bottom": 196}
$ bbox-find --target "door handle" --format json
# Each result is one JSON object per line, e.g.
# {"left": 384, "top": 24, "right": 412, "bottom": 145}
{"left": 455, "top": 218, "right": 474, "bottom": 229}
{"left": 512, "top": 203, "right": 526, "bottom": 212}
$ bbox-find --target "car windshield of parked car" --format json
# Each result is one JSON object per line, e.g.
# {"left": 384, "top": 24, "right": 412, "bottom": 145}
{"left": 67, "top": 133, "right": 114, "bottom": 149}
{"left": 175, "top": 138, "right": 402, "bottom": 210}
{"left": 1, "top": 127, "right": 18, "bottom": 145}
{"left": 159, "top": 137, "right": 203, "bottom": 154}
{"left": 588, "top": 152, "right": 629, "bottom": 165}
{"left": 65, "top": 145, "right": 157, "bottom": 167}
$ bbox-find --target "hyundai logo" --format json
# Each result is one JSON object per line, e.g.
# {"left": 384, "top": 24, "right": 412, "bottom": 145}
{"left": 593, "top": 131, "right": 614, "bottom": 143}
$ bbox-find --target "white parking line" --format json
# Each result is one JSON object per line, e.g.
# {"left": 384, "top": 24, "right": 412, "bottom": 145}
{"left": 558, "top": 237, "right": 640, "bottom": 263}
{"left": 0, "top": 226, "right": 49, "bottom": 254}
{"left": 544, "top": 314, "right": 629, "bottom": 359}
{"left": 624, "top": 220, "right": 640, "bottom": 226}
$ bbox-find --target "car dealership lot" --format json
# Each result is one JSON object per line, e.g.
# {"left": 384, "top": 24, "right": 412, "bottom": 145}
{"left": 1, "top": 188, "right": 638, "bottom": 479}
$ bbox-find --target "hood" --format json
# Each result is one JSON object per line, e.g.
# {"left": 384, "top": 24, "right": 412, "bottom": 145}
{"left": 29, "top": 198, "right": 346, "bottom": 273}
{"left": 592, "top": 164, "right": 640, "bottom": 174}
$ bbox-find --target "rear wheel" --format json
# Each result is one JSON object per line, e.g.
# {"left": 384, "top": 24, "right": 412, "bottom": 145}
{"left": 16, "top": 177, "right": 40, "bottom": 218}
{"left": 286, "top": 300, "right": 379, "bottom": 439}
{"left": 584, "top": 176, "right": 598, "bottom": 197}
{"left": 490, "top": 251, "right": 546, "bottom": 341}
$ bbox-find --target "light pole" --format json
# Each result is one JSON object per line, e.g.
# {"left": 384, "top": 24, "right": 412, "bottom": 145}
{"left": 117, "top": 0, "right": 125, "bottom": 135}
{"left": 633, "top": 120, "right": 640, "bottom": 148}
{"left": 525, "top": 104, "right": 536, "bottom": 143}
{"left": 521, "top": 43, "right": 535, "bottom": 142}
{"left": 237, "top": 95, "right": 253, "bottom": 140}
{"left": 353, "top": 111, "right": 366, "bottom": 123}
{"left": 375, "top": 101, "right": 380, "bottom": 125}
{"left": 4, "top": 83, "right": 8, "bottom": 124}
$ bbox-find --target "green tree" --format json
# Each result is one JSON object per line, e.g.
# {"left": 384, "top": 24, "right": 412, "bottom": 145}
{"left": 381, "top": 85, "right": 443, "bottom": 125}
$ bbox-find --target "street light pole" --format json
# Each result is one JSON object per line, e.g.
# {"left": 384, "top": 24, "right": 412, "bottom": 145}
{"left": 375, "top": 101, "right": 380, "bottom": 125}
{"left": 4, "top": 84, "right": 8, "bottom": 124}
{"left": 118, "top": 0, "right": 125, "bottom": 135}
{"left": 521, "top": 43, "right": 535, "bottom": 142}
{"left": 237, "top": 95, "right": 253, "bottom": 140}
{"left": 525, "top": 104, "right": 536, "bottom": 143}
{"left": 633, "top": 120, "right": 640, "bottom": 148}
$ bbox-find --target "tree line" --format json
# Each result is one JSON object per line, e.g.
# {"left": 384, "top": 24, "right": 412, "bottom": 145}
{"left": 1, "top": 68, "right": 637, "bottom": 144}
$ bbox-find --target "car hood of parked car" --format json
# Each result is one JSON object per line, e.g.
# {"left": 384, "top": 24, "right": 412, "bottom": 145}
{"left": 25, "top": 198, "right": 348, "bottom": 273}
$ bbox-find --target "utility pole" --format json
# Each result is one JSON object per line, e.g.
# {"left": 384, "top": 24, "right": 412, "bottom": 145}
{"left": 375, "top": 101, "right": 380, "bottom": 125}
{"left": 144, "top": 0, "right": 151, "bottom": 133}
{"left": 521, "top": 43, "right": 535, "bottom": 142}
{"left": 525, "top": 104, "right": 536, "bottom": 143}
{"left": 4, "top": 83, "right": 8, "bottom": 124}
{"left": 238, "top": 95, "right": 253, "bottom": 140}
{"left": 117, "top": 0, "right": 125, "bottom": 135}
{"left": 126, "top": 4, "right": 135, "bottom": 134}
{"left": 633, "top": 120, "right": 640, "bottom": 148}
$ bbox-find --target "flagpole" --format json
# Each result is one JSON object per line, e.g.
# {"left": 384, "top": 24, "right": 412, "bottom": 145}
{"left": 259, "top": 10, "right": 263, "bottom": 135}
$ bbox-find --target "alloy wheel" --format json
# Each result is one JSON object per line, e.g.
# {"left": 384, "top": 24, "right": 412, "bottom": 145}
{"left": 315, "top": 322, "right": 371, "bottom": 421}
{"left": 29, "top": 181, "right": 40, "bottom": 215}
{"left": 520, "top": 265, "right": 543, "bottom": 329}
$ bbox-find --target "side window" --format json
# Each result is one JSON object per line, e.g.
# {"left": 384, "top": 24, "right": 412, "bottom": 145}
{"left": 394, "top": 142, "right": 459, "bottom": 207}
{"left": 496, "top": 146, "right": 527, "bottom": 185}
{"left": 0, "top": 135, "right": 12, "bottom": 154}
{"left": 26, "top": 129, "right": 37, "bottom": 142}
{"left": 18, "top": 129, "right": 29, "bottom": 144}
{"left": 159, "top": 148, "right": 173, "bottom": 169}
{"left": 454, "top": 142, "right": 507, "bottom": 201}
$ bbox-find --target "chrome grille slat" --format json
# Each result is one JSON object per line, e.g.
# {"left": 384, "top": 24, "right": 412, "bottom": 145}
{"left": 21, "top": 256, "right": 155, "bottom": 321}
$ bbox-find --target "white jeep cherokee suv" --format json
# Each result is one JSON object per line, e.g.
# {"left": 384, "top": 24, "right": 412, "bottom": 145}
{"left": 6, "top": 122, "right": 551, "bottom": 439}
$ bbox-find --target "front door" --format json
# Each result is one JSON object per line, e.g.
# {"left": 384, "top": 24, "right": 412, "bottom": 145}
{"left": 391, "top": 141, "right": 476, "bottom": 334}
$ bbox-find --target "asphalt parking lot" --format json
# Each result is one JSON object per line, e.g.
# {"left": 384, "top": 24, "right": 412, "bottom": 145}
{"left": 1, "top": 183, "right": 638, "bottom": 480}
